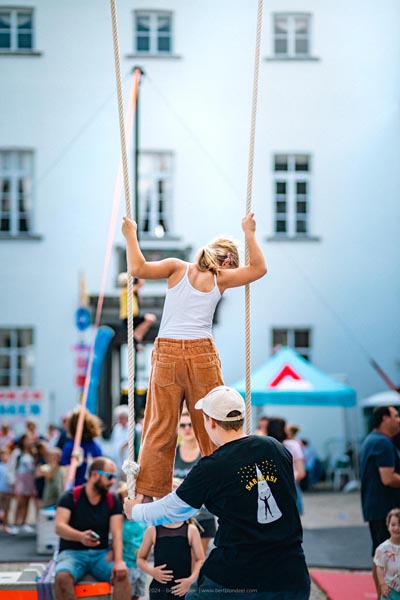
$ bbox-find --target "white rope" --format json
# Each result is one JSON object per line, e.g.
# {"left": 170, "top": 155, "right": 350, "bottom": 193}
{"left": 110, "top": 0, "right": 139, "bottom": 497}
{"left": 245, "top": 0, "right": 264, "bottom": 434}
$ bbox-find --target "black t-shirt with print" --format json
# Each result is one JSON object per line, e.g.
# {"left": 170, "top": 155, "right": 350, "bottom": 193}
{"left": 176, "top": 435, "right": 310, "bottom": 592}
{"left": 58, "top": 486, "right": 122, "bottom": 551}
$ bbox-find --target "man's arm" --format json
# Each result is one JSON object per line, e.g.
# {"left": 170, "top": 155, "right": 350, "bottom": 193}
{"left": 126, "top": 491, "right": 198, "bottom": 525}
{"left": 379, "top": 466, "right": 400, "bottom": 487}
{"left": 55, "top": 506, "right": 99, "bottom": 547}
{"left": 109, "top": 514, "right": 125, "bottom": 564}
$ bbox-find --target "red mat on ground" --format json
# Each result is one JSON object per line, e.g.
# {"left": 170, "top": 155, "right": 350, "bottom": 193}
{"left": 310, "top": 570, "right": 376, "bottom": 600}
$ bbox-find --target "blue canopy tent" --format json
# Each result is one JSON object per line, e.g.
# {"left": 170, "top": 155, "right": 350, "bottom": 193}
{"left": 231, "top": 347, "right": 358, "bottom": 485}
{"left": 231, "top": 347, "right": 356, "bottom": 407}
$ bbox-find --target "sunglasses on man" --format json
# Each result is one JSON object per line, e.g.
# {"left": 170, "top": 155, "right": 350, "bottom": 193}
{"left": 179, "top": 423, "right": 193, "bottom": 429}
{"left": 96, "top": 470, "right": 117, "bottom": 481}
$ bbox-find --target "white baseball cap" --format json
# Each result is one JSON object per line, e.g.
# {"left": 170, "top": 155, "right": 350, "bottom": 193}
{"left": 195, "top": 386, "right": 245, "bottom": 421}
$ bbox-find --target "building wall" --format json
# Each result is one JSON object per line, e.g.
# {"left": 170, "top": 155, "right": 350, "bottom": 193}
{"left": 1, "top": 0, "right": 399, "bottom": 453}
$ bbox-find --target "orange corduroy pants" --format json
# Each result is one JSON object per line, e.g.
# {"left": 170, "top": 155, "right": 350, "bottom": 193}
{"left": 136, "top": 337, "right": 224, "bottom": 497}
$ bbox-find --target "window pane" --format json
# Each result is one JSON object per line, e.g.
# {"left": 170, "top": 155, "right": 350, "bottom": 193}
{"left": 137, "top": 36, "right": 150, "bottom": 52}
{"left": 158, "top": 36, "right": 170, "bottom": 52}
{"left": 157, "top": 16, "right": 171, "bottom": 33}
{"left": 276, "top": 181, "right": 286, "bottom": 194}
{"left": 136, "top": 15, "right": 150, "bottom": 32}
{"left": 295, "top": 17, "right": 308, "bottom": 34}
{"left": 0, "top": 356, "right": 10, "bottom": 369}
{"left": 0, "top": 32, "right": 11, "bottom": 48}
{"left": 295, "top": 155, "right": 309, "bottom": 171}
{"left": 295, "top": 330, "right": 309, "bottom": 347}
{"left": 296, "top": 220, "right": 307, "bottom": 234}
{"left": 18, "top": 33, "right": 32, "bottom": 49}
{"left": 273, "top": 329, "right": 288, "bottom": 346}
{"left": 274, "top": 155, "right": 288, "bottom": 171}
{"left": 276, "top": 220, "right": 286, "bottom": 233}
{"left": 274, "top": 18, "right": 288, "bottom": 34}
{"left": 17, "top": 12, "right": 32, "bottom": 29}
{"left": 0, "top": 12, "right": 11, "bottom": 28}
{"left": 0, "top": 330, "right": 12, "bottom": 347}
{"left": 276, "top": 201, "right": 286, "bottom": 213}
{"left": 17, "top": 329, "right": 33, "bottom": 347}
{"left": 296, "top": 201, "right": 307, "bottom": 214}
{"left": 295, "top": 38, "right": 309, "bottom": 55}
{"left": 274, "top": 39, "right": 287, "bottom": 55}
{"left": 0, "top": 374, "right": 10, "bottom": 386}
{"left": 296, "top": 181, "right": 307, "bottom": 194}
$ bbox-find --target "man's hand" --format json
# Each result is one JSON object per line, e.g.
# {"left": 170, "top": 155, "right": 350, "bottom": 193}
{"left": 112, "top": 560, "right": 128, "bottom": 583}
{"left": 122, "top": 217, "right": 138, "bottom": 239}
{"left": 80, "top": 530, "right": 100, "bottom": 547}
{"left": 123, "top": 496, "right": 144, "bottom": 519}
{"left": 171, "top": 577, "right": 192, "bottom": 596}
{"left": 151, "top": 564, "right": 173, "bottom": 584}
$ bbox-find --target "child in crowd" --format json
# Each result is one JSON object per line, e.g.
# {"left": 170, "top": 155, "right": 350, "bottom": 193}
{"left": 118, "top": 273, "right": 156, "bottom": 351}
{"left": 0, "top": 447, "right": 12, "bottom": 533}
{"left": 42, "top": 448, "right": 65, "bottom": 508}
{"left": 137, "top": 479, "right": 204, "bottom": 599}
{"left": 374, "top": 508, "right": 400, "bottom": 599}
{"left": 117, "top": 483, "right": 147, "bottom": 600}
{"left": 13, "top": 434, "right": 36, "bottom": 533}
{"left": 122, "top": 213, "right": 266, "bottom": 500}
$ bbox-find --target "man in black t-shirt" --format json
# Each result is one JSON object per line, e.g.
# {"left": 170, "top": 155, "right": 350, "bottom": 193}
{"left": 125, "top": 386, "right": 310, "bottom": 598}
{"left": 55, "top": 457, "right": 130, "bottom": 600}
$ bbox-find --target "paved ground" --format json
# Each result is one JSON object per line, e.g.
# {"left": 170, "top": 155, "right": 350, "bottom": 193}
{"left": 0, "top": 489, "right": 370, "bottom": 599}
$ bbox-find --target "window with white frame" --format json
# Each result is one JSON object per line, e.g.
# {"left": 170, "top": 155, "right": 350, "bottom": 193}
{"left": 0, "top": 8, "right": 34, "bottom": 52}
{"left": 273, "top": 13, "right": 311, "bottom": 58}
{"left": 0, "top": 150, "right": 34, "bottom": 235}
{"left": 273, "top": 154, "right": 310, "bottom": 237}
{"left": 0, "top": 328, "right": 34, "bottom": 387}
{"left": 272, "top": 328, "right": 311, "bottom": 361}
{"left": 134, "top": 11, "right": 173, "bottom": 55}
{"left": 139, "top": 152, "right": 173, "bottom": 237}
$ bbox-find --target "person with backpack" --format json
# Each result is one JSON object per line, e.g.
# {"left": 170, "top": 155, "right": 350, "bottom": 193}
{"left": 54, "top": 457, "right": 130, "bottom": 600}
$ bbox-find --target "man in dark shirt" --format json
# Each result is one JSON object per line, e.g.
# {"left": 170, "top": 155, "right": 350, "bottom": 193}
{"left": 360, "top": 405, "right": 400, "bottom": 596}
{"left": 124, "top": 386, "right": 310, "bottom": 598}
{"left": 55, "top": 457, "right": 130, "bottom": 600}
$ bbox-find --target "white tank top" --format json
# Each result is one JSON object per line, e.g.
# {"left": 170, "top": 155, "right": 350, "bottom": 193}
{"left": 158, "top": 263, "right": 222, "bottom": 339}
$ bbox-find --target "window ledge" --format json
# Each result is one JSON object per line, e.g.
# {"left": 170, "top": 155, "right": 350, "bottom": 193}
{"left": 0, "top": 50, "right": 43, "bottom": 57}
{"left": 0, "top": 234, "right": 43, "bottom": 241}
{"left": 265, "top": 56, "right": 320, "bottom": 62}
{"left": 266, "top": 235, "right": 321, "bottom": 242}
{"left": 125, "top": 53, "right": 182, "bottom": 60}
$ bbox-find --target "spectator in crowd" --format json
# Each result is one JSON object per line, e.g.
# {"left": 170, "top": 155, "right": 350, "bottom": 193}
{"left": 42, "top": 448, "right": 65, "bottom": 508}
{"left": 117, "top": 483, "right": 147, "bottom": 600}
{"left": 0, "top": 447, "right": 12, "bottom": 533}
{"left": 54, "top": 457, "right": 130, "bottom": 600}
{"left": 12, "top": 434, "right": 36, "bottom": 534}
{"left": 34, "top": 440, "right": 48, "bottom": 510}
{"left": 360, "top": 405, "right": 400, "bottom": 595}
{"left": 137, "top": 478, "right": 204, "bottom": 600}
{"left": 267, "top": 417, "right": 306, "bottom": 515}
{"left": 374, "top": 507, "right": 400, "bottom": 600}
{"left": 46, "top": 423, "right": 61, "bottom": 450}
{"left": 110, "top": 405, "right": 129, "bottom": 472}
{"left": 61, "top": 409, "right": 103, "bottom": 486}
{"left": 23, "top": 419, "right": 42, "bottom": 445}
{"left": 254, "top": 416, "right": 269, "bottom": 436}
{"left": 174, "top": 411, "right": 216, "bottom": 555}
{"left": 300, "top": 439, "right": 325, "bottom": 490}
{"left": 0, "top": 423, "right": 14, "bottom": 450}
{"left": 56, "top": 415, "right": 71, "bottom": 450}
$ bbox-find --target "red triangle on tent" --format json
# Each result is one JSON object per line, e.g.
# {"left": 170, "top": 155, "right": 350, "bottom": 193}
{"left": 269, "top": 364, "right": 302, "bottom": 388}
